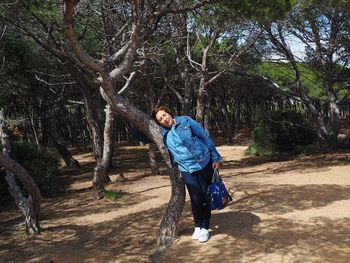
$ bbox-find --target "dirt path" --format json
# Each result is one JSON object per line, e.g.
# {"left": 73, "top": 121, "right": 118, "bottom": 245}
{"left": 1, "top": 144, "right": 350, "bottom": 262}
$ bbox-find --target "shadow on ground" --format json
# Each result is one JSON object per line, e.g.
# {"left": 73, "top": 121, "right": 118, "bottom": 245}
{"left": 2, "top": 143, "right": 350, "bottom": 263}
{"left": 161, "top": 182, "right": 350, "bottom": 263}
{"left": 221, "top": 150, "right": 350, "bottom": 177}
{"left": 0, "top": 198, "right": 167, "bottom": 263}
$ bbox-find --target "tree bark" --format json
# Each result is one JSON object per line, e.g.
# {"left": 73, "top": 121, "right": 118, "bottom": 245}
{"left": 49, "top": 133, "right": 80, "bottom": 168}
{"left": 195, "top": 77, "right": 206, "bottom": 127}
{"left": 172, "top": 4, "right": 192, "bottom": 115}
{"left": 216, "top": 96, "right": 233, "bottom": 143}
{"left": 147, "top": 86, "right": 160, "bottom": 175}
{"left": 92, "top": 101, "right": 114, "bottom": 199}
{"left": 157, "top": 168, "right": 185, "bottom": 250}
{"left": 64, "top": 0, "right": 186, "bottom": 250}
{"left": 104, "top": 88, "right": 186, "bottom": 249}
{"left": 64, "top": 62, "right": 111, "bottom": 198}
{"left": 265, "top": 23, "right": 331, "bottom": 140}
{"left": 148, "top": 143, "right": 159, "bottom": 175}
{"left": 0, "top": 109, "right": 41, "bottom": 234}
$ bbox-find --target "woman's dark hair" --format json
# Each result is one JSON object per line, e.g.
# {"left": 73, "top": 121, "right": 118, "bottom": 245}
{"left": 151, "top": 106, "right": 174, "bottom": 126}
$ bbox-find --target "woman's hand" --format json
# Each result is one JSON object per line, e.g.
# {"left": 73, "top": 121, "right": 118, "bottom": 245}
{"left": 212, "top": 162, "right": 220, "bottom": 169}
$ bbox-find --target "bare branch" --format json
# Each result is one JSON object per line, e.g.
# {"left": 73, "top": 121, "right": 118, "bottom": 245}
{"left": 206, "top": 31, "right": 261, "bottom": 86}
{"left": 118, "top": 71, "right": 136, "bottom": 94}
{"left": 67, "top": 100, "right": 85, "bottom": 105}
{"left": 109, "top": 21, "right": 130, "bottom": 45}
{"left": 91, "top": 7, "right": 102, "bottom": 16}
{"left": 105, "top": 42, "right": 131, "bottom": 64}
{"left": 186, "top": 33, "right": 202, "bottom": 69}
{"left": 0, "top": 25, "right": 7, "bottom": 41}
{"left": 0, "top": 0, "right": 18, "bottom": 7}
{"left": 169, "top": 84, "right": 183, "bottom": 101}
{"left": 35, "top": 74, "right": 76, "bottom": 86}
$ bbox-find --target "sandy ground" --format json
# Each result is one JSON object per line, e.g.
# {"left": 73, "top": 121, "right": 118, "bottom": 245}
{"left": 1, "top": 142, "right": 350, "bottom": 263}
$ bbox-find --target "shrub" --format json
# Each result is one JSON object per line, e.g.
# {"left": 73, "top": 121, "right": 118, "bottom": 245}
{"left": 246, "top": 110, "right": 317, "bottom": 155}
{"left": 105, "top": 190, "right": 126, "bottom": 201}
{"left": 0, "top": 141, "right": 60, "bottom": 201}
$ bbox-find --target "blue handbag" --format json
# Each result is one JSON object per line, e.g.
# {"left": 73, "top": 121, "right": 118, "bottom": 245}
{"left": 207, "top": 169, "right": 233, "bottom": 210}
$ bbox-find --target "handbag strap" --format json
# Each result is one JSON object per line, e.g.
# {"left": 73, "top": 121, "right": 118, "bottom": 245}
{"left": 212, "top": 168, "right": 220, "bottom": 182}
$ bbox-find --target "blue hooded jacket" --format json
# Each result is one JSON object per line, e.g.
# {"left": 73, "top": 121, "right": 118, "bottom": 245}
{"left": 161, "top": 116, "right": 222, "bottom": 173}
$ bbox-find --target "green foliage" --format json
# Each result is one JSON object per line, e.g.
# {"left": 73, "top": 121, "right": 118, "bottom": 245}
{"left": 105, "top": 190, "right": 125, "bottom": 201}
{"left": 246, "top": 109, "right": 317, "bottom": 155}
{"left": 221, "top": 0, "right": 296, "bottom": 22}
{"left": 245, "top": 128, "right": 275, "bottom": 156}
{"left": 299, "top": 141, "right": 333, "bottom": 155}
{"left": 28, "top": 0, "right": 62, "bottom": 22}
{"left": 1, "top": 36, "right": 43, "bottom": 76}
{"left": 259, "top": 62, "right": 350, "bottom": 103}
{"left": 0, "top": 141, "right": 60, "bottom": 198}
{"left": 259, "top": 62, "right": 328, "bottom": 100}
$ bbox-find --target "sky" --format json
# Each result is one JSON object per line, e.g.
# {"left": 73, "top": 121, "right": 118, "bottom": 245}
{"left": 267, "top": 35, "right": 310, "bottom": 62}
{"left": 288, "top": 38, "right": 308, "bottom": 60}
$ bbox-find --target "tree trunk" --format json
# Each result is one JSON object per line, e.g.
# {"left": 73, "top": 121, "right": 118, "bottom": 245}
{"left": 92, "top": 101, "right": 114, "bottom": 199}
{"left": 49, "top": 133, "right": 80, "bottom": 168}
{"left": 157, "top": 168, "right": 185, "bottom": 250}
{"left": 64, "top": 61, "right": 104, "bottom": 163}
{"left": 195, "top": 77, "right": 206, "bottom": 127}
{"left": 204, "top": 89, "right": 212, "bottom": 133}
{"left": 103, "top": 85, "right": 185, "bottom": 249}
{"left": 173, "top": 8, "right": 192, "bottom": 115}
{"left": 63, "top": 1, "right": 185, "bottom": 250}
{"left": 0, "top": 109, "right": 41, "bottom": 234}
{"left": 29, "top": 110, "right": 40, "bottom": 145}
{"left": 265, "top": 24, "right": 335, "bottom": 142}
{"left": 216, "top": 96, "right": 233, "bottom": 143}
{"left": 0, "top": 152, "right": 41, "bottom": 234}
{"left": 147, "top": 86, "right": 160, "bottom": 175}
{"left": 325, "top": 82, "right": 341, "bottom": 143}
{"left": 148, "top": 143, "right": 159, "bottom": 176}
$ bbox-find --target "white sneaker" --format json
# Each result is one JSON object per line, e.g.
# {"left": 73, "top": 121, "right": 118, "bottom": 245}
{"left": 198, "top": 228, "right": 209, "bottom": 243}
{"left": 192, "top": 227, "right": 201, "bottom": 240}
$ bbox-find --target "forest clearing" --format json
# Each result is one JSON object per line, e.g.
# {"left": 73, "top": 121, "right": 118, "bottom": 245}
{"left": 1, "top": 140, "right": 350, "bottom": 263}
{"left": 1, "top": 1, "right": 350, "bottom": 262}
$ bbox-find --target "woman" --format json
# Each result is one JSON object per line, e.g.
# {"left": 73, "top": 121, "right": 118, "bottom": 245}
{"left": 151, "top": 106, "right": 222, "bottom": 243}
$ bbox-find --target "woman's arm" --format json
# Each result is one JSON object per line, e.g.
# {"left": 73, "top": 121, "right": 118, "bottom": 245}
{"left": 186, "top": 117, "right": 222, "bottom": 164}
{"left": 168, "top": 149, "right": 178, "bottom": 168}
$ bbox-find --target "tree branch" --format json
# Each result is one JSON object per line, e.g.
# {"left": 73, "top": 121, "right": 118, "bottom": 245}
{"left": 118, "top": 71, "right": 136, "bottom": 94}
{"left": 63, "top": 0, "right": 105, "bottom": 75}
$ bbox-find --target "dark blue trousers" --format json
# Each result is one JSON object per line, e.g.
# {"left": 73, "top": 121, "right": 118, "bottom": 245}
{"left": 181, "top": 162, "right": 213, "bottom": 230}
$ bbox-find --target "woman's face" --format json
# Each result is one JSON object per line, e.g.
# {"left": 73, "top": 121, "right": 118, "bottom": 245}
{"left": 155, "top": 110, "right": 175, "bottom": 128}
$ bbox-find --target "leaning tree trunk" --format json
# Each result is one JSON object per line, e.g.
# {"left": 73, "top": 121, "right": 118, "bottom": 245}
{"left": 0, "top": 109, "right": 41, "bottom": 234}
{"left": 104, "top": 84, "right": 186, "bottom": 249}
{"left": 156, "top": 168, "right": 185, "bottom": 250}
{"left": 49, "top": 132, "right": 80, "bottom": 168}
{"left": 265, "top": 24, "right": 332, "bottom": 141}
{"left": 148, "top": 143, "right": 159, "bottom": 176}
{"left": 0, "top": 153, "right": 41, "bottom": 234}
{"left": 291, "top": 58, "right": 330, "bottom": 140}
{"left": 147, "top": 86, "right": 160, "bottom": 176}
{"left": 63, "top": 1, "right": 185, "bottom": 251}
